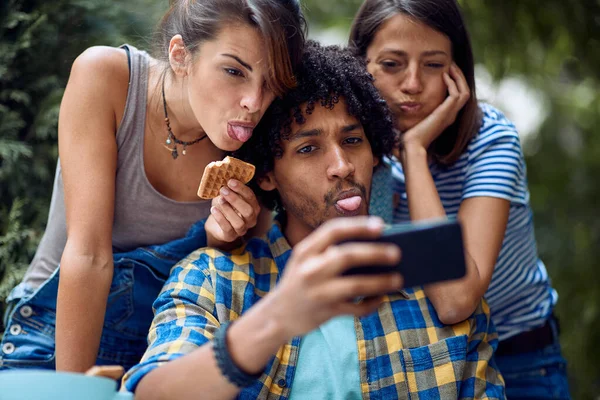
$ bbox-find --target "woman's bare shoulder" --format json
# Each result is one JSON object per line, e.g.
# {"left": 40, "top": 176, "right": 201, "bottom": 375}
{"left": 63, "top": 46, "right": 132, "bottom": 127}
{"left": 68, "top": 46, "right": 130, "bottom": 93}
{"left": 72, "top": 46, "right": 128, "bottom": 73}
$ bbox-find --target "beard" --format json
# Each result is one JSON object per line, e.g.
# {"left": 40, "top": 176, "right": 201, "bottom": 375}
{"left": 279, "top": 179, "right": 369, "bottom": 230}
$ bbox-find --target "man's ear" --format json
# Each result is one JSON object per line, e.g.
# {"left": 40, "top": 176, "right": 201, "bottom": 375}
{"left": 257, "top": 172, "right": 277, "bottom": 192}
{"left": 168, "top": 35, "right": 189, "bottom": 77}
{"left": 373, "top": 156, "right": 380, "bottom": 168}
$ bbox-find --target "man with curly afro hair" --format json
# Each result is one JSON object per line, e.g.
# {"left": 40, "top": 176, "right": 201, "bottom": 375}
{"left": 236, "top": 40, "right": 396, "bottom": 214}
{"left": 124, "top": 42, "right": 505, "bottom": 400}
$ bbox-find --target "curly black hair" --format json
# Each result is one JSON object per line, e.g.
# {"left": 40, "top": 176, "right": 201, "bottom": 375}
{"left": 234, "top": 40, "right": 396, "bottom": 212}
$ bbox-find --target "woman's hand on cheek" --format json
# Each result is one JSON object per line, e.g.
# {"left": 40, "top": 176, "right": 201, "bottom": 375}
{"left": 401, "top": 63, "right": 470, "bottom": 152}
{"left": 205, "top": 179, "right": 261, "bottom": 247}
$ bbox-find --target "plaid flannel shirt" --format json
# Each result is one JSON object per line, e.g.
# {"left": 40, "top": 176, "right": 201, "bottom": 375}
{"left": 123, "top": 219, "right": 506, "bottom": 399}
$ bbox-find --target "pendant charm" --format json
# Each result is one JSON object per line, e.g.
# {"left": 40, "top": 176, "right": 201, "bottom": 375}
{"left": 171, "top": 147, "right": 178, "bottom": 159}
{"left": 166, "top": 138, "right": 172, "bottom": 145}
{"left": 182, "top": 149, "right": 187, "bottom": 156}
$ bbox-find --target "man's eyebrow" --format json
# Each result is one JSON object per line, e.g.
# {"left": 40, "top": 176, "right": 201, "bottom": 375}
{"left": 289, "top": 128, "right": 320, "bottom": 141}
{"left": 222, "top": 54, "right": 253, "bottom": 72}
{"left": 341, "top": 123, "right": 362, "bottom": 133}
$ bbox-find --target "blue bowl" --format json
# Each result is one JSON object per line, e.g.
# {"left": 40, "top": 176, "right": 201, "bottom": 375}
{"left": 0, "top": 370, "right": 133, "bottom": 400}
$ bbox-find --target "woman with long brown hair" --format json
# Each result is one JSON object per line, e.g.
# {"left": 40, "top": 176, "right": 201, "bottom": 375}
{"left": 350, "top": 0, "right": 569, "bottom": 397}
{"left": 0, "top": 0, "right": 305, "bottom": 373}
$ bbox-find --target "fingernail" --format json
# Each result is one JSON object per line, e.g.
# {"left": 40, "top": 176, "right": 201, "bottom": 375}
{"left": 210, "top": 206, "right": 217, "bottom": 214}
{"left": 228, "top": 179, "right": 238, "bottom": 188}
{"left": 367, "top": 217, "right": 384, "bottom": 229}
{"left": 220, "top": 187, "right": 230, "bottom": 196}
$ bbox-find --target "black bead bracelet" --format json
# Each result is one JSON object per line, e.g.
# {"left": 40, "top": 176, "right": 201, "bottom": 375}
{"left": 213, "top": 322, "right": 263, "bottom": 388}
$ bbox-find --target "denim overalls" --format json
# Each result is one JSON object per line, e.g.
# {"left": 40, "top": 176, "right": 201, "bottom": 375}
{"left": 0, "top": 219, "right": 206, "bottom": 371}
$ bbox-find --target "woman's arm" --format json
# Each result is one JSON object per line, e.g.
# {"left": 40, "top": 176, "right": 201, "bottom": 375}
{"left": 399, "top": 64, "right": 510, "bottom": 324}
{"left": 55, "top": 46, "right": 129, "bottom": 371}
{"left": 402, "top": 142, "right": 509, "bottom": 324}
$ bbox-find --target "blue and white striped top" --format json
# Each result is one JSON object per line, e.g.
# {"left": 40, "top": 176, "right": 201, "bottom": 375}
{"left": 378, "top": 103, "right": 557, "bottom": 341}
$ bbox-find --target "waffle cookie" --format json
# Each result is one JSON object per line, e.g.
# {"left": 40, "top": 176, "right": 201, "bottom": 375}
{"left": 197, "top": 156, "right": 256, "bottom": 199}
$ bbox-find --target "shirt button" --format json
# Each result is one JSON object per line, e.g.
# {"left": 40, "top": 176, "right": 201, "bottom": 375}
{"left": 20, "top": 305, "right": 33, "bottom": 318}
{"left": 9, "top": 324, "right": 22, "bottom": 336}
{"left": 2, "top": 342, "right": 15, "bottom": 355}
{"left": 277, "top": 379, "right": 287, "bottom": 388}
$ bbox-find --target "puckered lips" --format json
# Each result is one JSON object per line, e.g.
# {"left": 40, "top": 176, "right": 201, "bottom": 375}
{"left": 397, "top": 101, "right": 422, "bottom": 115}
{"left": 333, "top": 188, "right": 364, "bottom": 217}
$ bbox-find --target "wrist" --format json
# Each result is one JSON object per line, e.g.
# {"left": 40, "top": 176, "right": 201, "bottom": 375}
{"left": 205, "top": 217, "right": 220, "bottom": 247}
{"left": 226, "top": 298, "right": 289, "bottom": 375}
{"left": 400, "top": 141, "right": 428, "bottom": 165}
{"left": 259, "top": 289, "right": 297, "bottom": 342}
{"left": 213, "top": 322, "right": 263, "bottom": 387}
{"left": 207, "top": 234, "right": 242, "bottom": 250}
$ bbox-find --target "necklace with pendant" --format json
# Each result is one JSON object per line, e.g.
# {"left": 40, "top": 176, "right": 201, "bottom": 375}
{"left": 162, "top": 73, "right": 207, "bottom": 159}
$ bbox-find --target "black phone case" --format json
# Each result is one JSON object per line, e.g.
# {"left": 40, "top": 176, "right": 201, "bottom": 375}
{"left": 342, "top": 220, "right": 466, "bottom": 288}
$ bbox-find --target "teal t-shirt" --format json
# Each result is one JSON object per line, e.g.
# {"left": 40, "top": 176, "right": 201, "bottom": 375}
{"left": 288, "top": 316, "right": 362, "bottom": 400}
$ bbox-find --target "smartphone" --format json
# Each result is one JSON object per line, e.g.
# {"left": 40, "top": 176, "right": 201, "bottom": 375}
{"left": 342, "top": 219, "right": 466, "bottom": 288}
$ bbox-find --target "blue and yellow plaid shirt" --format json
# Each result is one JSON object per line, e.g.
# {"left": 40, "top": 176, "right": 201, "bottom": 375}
{"left": 123, "top": 219, "right": 505, "bottom": 399}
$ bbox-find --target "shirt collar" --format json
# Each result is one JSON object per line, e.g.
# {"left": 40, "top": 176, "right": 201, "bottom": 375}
{"left": 263, "top": 215, "right": 293, "bottom": 275}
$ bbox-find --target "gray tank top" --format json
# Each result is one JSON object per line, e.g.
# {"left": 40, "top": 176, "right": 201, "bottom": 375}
{"left": 22, "top": 45, "right": 212, "bottom": 288}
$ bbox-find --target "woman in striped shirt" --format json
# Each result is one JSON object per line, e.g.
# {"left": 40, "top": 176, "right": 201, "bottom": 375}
{"left": 350, "top": 0, "right": 570, "bottom": 398}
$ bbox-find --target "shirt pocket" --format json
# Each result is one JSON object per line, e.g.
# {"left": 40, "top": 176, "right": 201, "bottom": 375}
{"left": 400, "top": 334, "right": 467, "bottom": 396}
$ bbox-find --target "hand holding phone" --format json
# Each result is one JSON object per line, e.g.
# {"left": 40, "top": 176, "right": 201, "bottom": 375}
{"left": 342, "top": 219, "right": 466, "bottom": 288}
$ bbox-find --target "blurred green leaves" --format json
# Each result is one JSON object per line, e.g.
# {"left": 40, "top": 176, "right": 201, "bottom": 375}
{"left": 0, "top": 0, "right": 164, "bottom": 329}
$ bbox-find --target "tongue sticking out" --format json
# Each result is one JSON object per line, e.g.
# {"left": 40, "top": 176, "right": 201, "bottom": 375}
{"left": 230, "top": 125, "right": 253, "bottom": 143}
{"left": 336, "top": 196, "right": 362, "bottom": 211}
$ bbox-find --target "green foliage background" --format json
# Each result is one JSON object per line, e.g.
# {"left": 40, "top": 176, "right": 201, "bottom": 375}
{"left": 1, "top": 0, "right": 598, "bottom": 397}
{"left": 0, "top": 0, "right": 165, "bottom": 314}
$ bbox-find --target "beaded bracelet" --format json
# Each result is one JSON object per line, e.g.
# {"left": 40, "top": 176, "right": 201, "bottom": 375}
{"left": 213, "top": 322, "right": 263, "bottom": 388}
